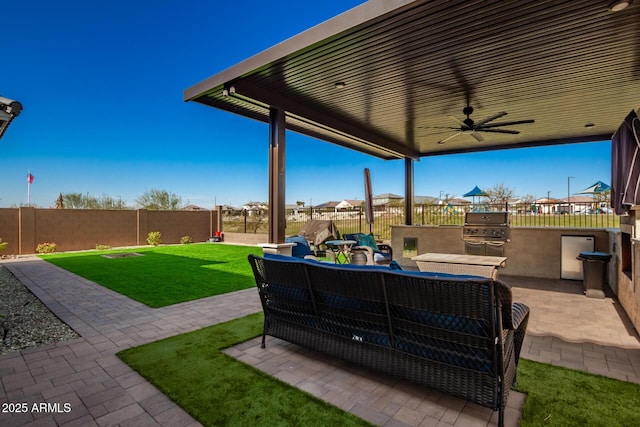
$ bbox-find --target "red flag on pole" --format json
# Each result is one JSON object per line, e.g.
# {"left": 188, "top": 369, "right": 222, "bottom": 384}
{"left": 27, "top": 173, "right": 34, "bottom": 184}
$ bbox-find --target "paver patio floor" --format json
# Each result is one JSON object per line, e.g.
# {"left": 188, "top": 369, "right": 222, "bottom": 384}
{"left": 1, "top": 257, "right": 639, "bottom": 427}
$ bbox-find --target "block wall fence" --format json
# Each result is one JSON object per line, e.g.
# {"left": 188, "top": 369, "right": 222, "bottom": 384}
{"left": 0, "top": 207, "right": 222, "bottom": 255}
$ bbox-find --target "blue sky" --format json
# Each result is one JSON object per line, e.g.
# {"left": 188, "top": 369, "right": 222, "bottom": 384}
{"left": 1, "top": 0, "right": 611, "bottom": 208}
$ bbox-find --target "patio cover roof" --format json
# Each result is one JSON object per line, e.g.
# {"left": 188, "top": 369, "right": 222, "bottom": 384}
{"left": 184, "top": 0, "right": 640, "bottom": 242}
{"left": 0, "top": 96, "right": 23, "bottom": 141}
{"left": 184, "top": 0, "right": 640, "bottom": 161}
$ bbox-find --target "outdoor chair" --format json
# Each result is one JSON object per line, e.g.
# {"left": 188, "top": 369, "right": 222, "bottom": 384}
{"left": 343, "top": 233, "right": 393, "bottom": 265}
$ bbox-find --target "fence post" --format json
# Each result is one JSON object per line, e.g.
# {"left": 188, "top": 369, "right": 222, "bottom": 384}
{"left": 243, "top": 209, "right": 247, "bottom": 233}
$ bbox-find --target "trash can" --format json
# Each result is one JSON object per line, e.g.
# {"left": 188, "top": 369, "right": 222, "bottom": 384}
{"left": 576, "top": 252, "right": 612, "bottom": 299}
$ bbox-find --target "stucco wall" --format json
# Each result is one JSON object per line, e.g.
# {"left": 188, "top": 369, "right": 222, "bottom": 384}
{"left": 391, "top": 225, "right": 610, "bottom": 279}
{"left": 35, "top": 209, "right": 138, "bottom": 251}
{"left": 0, "top": 209, "right": 19, "bottom": 255}
{"left": 146, "top": 210, "right": 213, "bottom": 245}
{"left": 0, "top": 207, "right": 216, "bottom": 254}
{"left": 614, "top": 234, "right": 640, "bottom": 333}
{"left": 615, "top": 213, "right": 640, "bottom": 333}
{"left": 221, "top": 232, "right": 269, "bottom": 246}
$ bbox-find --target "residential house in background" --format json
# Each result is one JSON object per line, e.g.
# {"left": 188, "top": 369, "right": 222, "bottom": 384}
{"left": 313, "top": 201, "right": 340, "bottom": 211}
{"left": 559, "top": 196, "right": 600, "bottom": 214}
{"left": 221, "top": 205, "right": 242, "bottom": 215}
{"left": 373, "top": 193, "right": 403, "bottom": 206}
{"left": 415, "top": 196, "right": 439, "bottom": 205}
{"left": 242, "top": 202, "right": 268, "bottom": 216}
{"left": 336, "top": 199, "right": 362, "bottom": 211}
{"left": 182, "top": 204, "right": 207, "bottom": 211}
{"left": 448, "top": 197, "right": 472, "bottom": 207}
{"left": 532, "top": 198, "right": 561, "bottom": 214}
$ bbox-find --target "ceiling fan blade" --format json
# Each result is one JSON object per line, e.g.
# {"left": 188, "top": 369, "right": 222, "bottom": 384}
{"left": 476, "top": 128, "right": 520, "bottom": 134}
{"left": 420, "top": 130, "right": 461, "bottom": 138}
{"left": 437, "top": 132, "right": 462, "bottom": 144}
{"left": 447, "top": 115, "right": 468, "bottom": 128}
{"left": 471, "top": 131, "right": 484, "bottom": 142}
{"left": 418, "top": 125, "right": 462, "bottom": 130}
{"left": 478, "top": 119, "right": 535, "bottom": 129}
{"left": 474, "top": 111, "right": 507, "bottom": 127}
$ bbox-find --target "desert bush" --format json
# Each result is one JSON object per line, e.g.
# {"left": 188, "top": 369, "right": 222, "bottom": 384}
{"left": 36, "top": 242, "right": 57, "bottom": 254}
{"left": 147, "top": 231, "right": 162, "bottom": 246}
{"left": 180, "top": 235, "right": 192, "bottom": 244}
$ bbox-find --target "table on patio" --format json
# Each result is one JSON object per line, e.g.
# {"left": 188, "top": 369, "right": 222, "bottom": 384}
{"left": 325, "top": 239, "right": 357, "bottom": 264}
{"left": 412, "top": 253, "right": 507, "bottom": 279}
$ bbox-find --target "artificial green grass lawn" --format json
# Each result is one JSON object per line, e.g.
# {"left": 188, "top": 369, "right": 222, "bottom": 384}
{"left": 41, "top": 243, "right": 261, "bottom": 308}
{"left": 516, "top": 359, "right": 640, "bottom": 426}
{"left": 118, "top": 312, "right": 372, "bottom": 427}
{"left": 119, "top": 313, "right": 640, "bottom": 427}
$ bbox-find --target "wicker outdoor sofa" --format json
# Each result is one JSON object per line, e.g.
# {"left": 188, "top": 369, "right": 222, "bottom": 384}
{"left": 248, "top": 254, "right": 530, "bottom": 427}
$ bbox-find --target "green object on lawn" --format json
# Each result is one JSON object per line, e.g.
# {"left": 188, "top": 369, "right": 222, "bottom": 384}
{"left": 41, "top": 243, "right": 261, "bottom": 308}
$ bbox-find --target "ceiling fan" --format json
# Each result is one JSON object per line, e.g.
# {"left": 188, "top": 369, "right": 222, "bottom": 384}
{"left": 425, "top": 104, "right": 535, "bottom": 144}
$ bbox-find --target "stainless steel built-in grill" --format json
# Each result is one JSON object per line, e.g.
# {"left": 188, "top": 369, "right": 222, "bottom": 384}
{"left": 462, "top": 212, "right": 510, "bottom": 256}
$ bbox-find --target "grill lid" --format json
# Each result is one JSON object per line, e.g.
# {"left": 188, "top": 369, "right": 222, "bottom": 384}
{"left": 464, "top": 212, "right": 509, "bottom": 226}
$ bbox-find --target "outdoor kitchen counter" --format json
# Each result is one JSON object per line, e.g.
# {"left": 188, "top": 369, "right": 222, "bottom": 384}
{"left": 411, "top": 253, "right": 507, "bottom": 279}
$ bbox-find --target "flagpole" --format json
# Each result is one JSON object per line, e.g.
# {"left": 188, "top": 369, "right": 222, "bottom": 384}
{"left": 27, "top": 171, "right": 34, "bottom": 206}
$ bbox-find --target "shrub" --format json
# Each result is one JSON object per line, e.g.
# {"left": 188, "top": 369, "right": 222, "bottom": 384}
{"left": 180, "top": 235, "right": 193, "bottom": 244}
{"left": 147, "top": 231, "right": 162, "bottom": 246}
{"left": 96, "top": 244, "right": 112, "bottom": 250}
{"left": 36, "top": 242, "right": 57, "bottom": 254}
{"left": 0, "top": 238, "right": 8, "bottom": 252}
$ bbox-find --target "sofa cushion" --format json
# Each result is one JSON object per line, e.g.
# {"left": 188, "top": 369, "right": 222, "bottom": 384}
{"left": 345, "top": 233, "right": 380, "bottom": 252}
{"left": 392, "top": 269, "right": 485, "bottom": 281}
{"left": 262, "top": 253, "right": 483, "bottom": 280}
{"left": 285, "top": 235, "right": 312, "bottom": 258}
{"left": 263, "top": 253, "right": 313, "bottom": 263}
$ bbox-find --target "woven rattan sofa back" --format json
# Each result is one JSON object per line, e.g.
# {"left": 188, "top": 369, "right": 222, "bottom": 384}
{"left": 248, "top": 254, "right": 528, "bottom": 426}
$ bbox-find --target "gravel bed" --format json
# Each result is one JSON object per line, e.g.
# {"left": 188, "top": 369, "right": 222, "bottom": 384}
{"left": 1, "top": 265, "right": 79, "bottom": 355}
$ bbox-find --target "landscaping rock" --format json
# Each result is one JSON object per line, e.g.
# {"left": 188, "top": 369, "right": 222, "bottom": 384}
{"left": 0, "top": 265, "right": 79, "bottom": 355}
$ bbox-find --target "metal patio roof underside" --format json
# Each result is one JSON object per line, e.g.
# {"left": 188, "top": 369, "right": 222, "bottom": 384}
{"left": 184, "top": 0, "right": 640, "bottom": 160}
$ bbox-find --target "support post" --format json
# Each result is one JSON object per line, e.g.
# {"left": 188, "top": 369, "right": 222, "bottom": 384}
{"left": 268, "top": 107, "right": 286, "bottom": 243}
{"left": 404, "top": 158, "right": 414, "bottom": 225}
